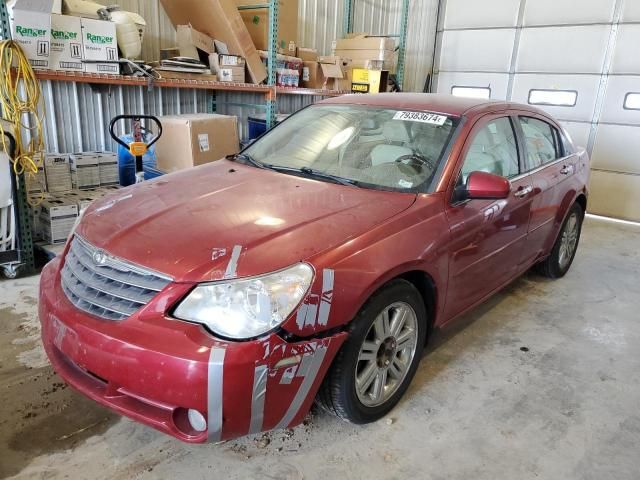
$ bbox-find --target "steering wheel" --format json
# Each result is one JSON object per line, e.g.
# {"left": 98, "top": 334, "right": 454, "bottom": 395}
{"left": 395, "top": 152, "right": 435, "bottom": 171}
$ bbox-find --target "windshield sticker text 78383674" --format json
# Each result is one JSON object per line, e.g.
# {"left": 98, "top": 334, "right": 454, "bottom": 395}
{"left": 393, "top": 111, "right": 448, "bottom": 126}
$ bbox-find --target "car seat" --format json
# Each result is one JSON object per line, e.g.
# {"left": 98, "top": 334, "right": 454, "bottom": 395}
{"left": 370, "top": 121, "right": 413, "bottom": 166}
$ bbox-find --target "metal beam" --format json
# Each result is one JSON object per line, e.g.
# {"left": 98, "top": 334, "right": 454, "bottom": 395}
{"left": 395, "top": 0, "right": 411, "bottom": 90}
{"left": 0, "top": 0, "right": 10, "bottom": 39}
{"left": 265, "top": 0, "right": 279, "bottom": 129}
{"left": 343, "top": 0, "right": 354, "bottom": 37}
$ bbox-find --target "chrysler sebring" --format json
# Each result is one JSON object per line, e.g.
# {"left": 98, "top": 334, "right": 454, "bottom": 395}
{"left": 39, "top": 93, "right": 589, "bottom": 442}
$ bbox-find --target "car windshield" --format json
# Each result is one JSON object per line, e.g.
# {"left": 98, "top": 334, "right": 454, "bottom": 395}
{"left": 243, "top": 104, "right": 459, "bottom": 193}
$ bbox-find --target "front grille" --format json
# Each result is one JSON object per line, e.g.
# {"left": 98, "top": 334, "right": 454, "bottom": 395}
{"left": 61, "top": 236, "right": 172, "bottom": 321}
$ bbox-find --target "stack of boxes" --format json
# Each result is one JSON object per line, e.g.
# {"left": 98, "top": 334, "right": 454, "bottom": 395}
{"left": 29, "top": 152, "right": 121, "bottom": 244}
{"left": 9, "top": 0, "right": 119, "bottom": 73}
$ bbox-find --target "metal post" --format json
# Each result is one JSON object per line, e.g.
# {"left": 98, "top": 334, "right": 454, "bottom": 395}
{"left": 0, "top": 0, "right": 9, "bottom": 40}
{"left": 396, "top": 0, "right": 410, "bottom": 91}
{"left": 265, "top": 0, "right": 278, "bottom": 129}
{"left": 1, "top": 0, "right": 35, "bottom": 274}
{"left": 343, "top": 0, "right": 354, "bottom": 37}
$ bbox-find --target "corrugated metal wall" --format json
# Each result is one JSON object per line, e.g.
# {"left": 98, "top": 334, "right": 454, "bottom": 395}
{"left": 42, "top": 0, "right": 440, "bottom": 153}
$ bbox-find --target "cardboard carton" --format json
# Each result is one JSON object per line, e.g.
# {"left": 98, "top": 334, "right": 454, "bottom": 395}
{"left": 296, "top": 47, "right": 317, "bottom": 62}
{"left": 333, "top": 34, "right": 397, "bottom": 72}
{"left": 80, "top": 18, "right": 119, "bottom": 74}
{"left": 209, "top": 54, "right": 246, "bottom": 83}
{"left": 70, "top": 152, "right": 100, "bottom": 189}
{"left": 10, "top": 1, "right": 55, "bottom": 69}
{"left": 333, "top": 34, "right": 395, "bottom": 52}
{"left": 234, "top": 0, "right": 298, "bottom": 53}
{"left": 176, "top": 25, "right": 215, "bottom": 60}
{"left": 25, "top": 165, "right": 47, "bottom": 194}
{"left": 50, "top": 14, "right": 83, "bottom": 72}
{"left": 39, "top": 197, "right": 78, "bottom": 244}
{"left": 97, "top": 151, "right": 119, "bottom": 186}
{"left": 155, "top": 114, "right": 239, "bottom": 173}
{"left": 160, "top": 0, "right": 267, "bottom": 84}
{"left": 44, "top": 154, "right": 73, "bottom": 193}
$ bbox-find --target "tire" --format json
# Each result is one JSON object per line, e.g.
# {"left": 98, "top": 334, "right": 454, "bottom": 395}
{"left": 317, "top": 279, "right": 427, "bottom": 424}
{"left": 536, "top": 202, "right": 584, "bottom": 279}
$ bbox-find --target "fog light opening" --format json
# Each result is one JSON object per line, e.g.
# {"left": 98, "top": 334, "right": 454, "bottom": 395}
{"left": 188, "top": 409, "right": 207, "bottom": 432}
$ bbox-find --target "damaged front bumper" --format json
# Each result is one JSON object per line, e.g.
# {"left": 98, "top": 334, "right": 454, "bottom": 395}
{"left": 39, "top": 258, "right": 347, "bottom": 443}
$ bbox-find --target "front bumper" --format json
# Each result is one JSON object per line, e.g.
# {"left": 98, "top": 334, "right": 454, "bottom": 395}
{"left": 39, "top": 257, "right": 346, "bottom": 443}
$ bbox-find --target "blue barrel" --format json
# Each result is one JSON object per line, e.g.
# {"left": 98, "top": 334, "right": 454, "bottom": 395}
{"left": 117, "top": 134, "right": 158, "bottom": 186}
{"left": 247, "top": 113, "right": 290, "bottom": 141}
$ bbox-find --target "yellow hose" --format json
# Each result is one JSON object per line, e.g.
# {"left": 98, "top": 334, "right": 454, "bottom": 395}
{"left": 0, "top": 40, "right": 45, "bottom": 204}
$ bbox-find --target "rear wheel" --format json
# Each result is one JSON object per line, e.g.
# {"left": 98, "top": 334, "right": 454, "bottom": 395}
{"left": 536, "top": 202, "right": 584, "bottom": 278}
{"left": 317, "top": 279, "right": 427, "bottom": 423}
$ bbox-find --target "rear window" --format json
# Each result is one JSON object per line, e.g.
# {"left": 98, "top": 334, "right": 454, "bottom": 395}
{"left": 519, "top": 117, "right": 562, "bottom": 170}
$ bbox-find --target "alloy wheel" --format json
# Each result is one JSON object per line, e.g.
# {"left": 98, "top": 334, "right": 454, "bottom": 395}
{"left": 355, "top": 302, "right": 419, "bottom": 407}
{"left": 559, "top": 212, "right": 579, "bottom": 269}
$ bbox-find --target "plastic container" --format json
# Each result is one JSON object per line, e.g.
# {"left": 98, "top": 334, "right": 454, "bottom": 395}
{"left": 117, "top": 133, "right": 158, "bottom": 186}
{"left": 247, "top": 113, "right": 289, "bottom": 141}
{"left": 143, "top": 165, "right": 165, "bottom": 181}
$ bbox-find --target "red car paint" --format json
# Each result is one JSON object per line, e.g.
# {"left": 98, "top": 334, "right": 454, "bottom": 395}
{"left": 39, "top": 94, "right": 590, "bottom": 442}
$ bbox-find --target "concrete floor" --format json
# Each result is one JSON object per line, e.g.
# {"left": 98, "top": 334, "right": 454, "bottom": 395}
{"left": 1, "top": 216, "right": 639, "bottom": 480}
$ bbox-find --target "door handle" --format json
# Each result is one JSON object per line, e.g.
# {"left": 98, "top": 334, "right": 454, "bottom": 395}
{"left": 514, "top": 185, "right": 533, "bottom": 198}
{"left": 560, "top": 165, "right": 573, "bottom": 175}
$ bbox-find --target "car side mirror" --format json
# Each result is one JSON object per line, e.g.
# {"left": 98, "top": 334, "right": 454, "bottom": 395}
{"left": 464, "top": 171, "right": 511, "bottom": 200}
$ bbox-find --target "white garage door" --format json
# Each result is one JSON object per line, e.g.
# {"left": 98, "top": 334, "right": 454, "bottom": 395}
{"left": 433, "top": 0, "right": 640, "bottom": 221}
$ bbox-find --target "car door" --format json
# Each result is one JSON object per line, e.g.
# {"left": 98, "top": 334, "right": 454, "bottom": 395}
{"left": 443, "top": 114, "right": 534, "bottom": 320}
{"left": 513, "top": 114, "right": 576, "bottom": 265}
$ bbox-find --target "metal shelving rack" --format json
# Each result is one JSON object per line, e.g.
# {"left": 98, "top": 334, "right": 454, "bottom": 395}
{"left": 1, "top": 0, "right": 34, "bottom": 276}
{"left": 342, "top": 0, "right": 411, "bottom": 90}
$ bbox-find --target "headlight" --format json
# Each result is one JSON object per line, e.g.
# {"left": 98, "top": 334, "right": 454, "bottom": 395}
{"left": 173, "top": 263, "right": 314, "bottom": 340}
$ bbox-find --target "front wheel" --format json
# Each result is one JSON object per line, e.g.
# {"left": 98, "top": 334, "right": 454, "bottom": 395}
{"left": 536, "top": 202, "right": 584, "bottom": 278}
{"left": 317, "top": 279, "right": 427, "bottom": 424}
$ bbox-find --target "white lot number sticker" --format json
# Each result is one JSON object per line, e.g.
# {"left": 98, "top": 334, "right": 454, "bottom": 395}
{"left": 393, "top": 111, "right": 447, "bottom": 126}
{"left": 198, "top": 134, "right": 210, "bottom": 152}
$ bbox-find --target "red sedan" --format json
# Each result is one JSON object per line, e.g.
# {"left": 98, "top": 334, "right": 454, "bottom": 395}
{"left": 39, "top": 93, "right": 589, "bottom": 442}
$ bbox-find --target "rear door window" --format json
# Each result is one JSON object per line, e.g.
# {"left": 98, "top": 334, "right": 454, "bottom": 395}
{"left": 518, "top": 117, "right": 561, "bottom": 170}
{"left": 459, "top": 117, "right": 520, "bottom": 184}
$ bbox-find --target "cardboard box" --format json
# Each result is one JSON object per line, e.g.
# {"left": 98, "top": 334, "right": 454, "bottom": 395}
{"left": 156, "top": 70, "right": 218, "bottom": 81}
{"left": 39, "top": 197, "right": 78, "bottom": 244}
{"left": 10, "top": 3, "right": 53, "bottom": 69}
{"left": 333, "top": 34, "right": 395, "bottom": 52}
{"left": 160, "top": 0, "right": 267, "bottom": 84}
{"left": 97, "top": 152, "right": 119, "bottom": 186}
{"left": 317, "top": 56, "right": 352, "bottom": 91}
{"left": 155, "top": 114, "right": 239, "bottom": 173}
{"left": 333, "top": 34, "right": 396, "bottom": 72}
{"left": 70, "top": 152, "right": 100, "bottom": 189}
{"left": 296, "top": 47, "right": 317, "bottom": 62}
{"left": 44, "top": 154, "right": 72, "bottom": 193}
{"left": 209, "top": 54, "right": 246, "bottom": 83}
{"left": 80, "top": 18, "right": 119, "bottom": 74}
{"left": 234, "top": 0, "right": 298, "bottom": 53}
{"left": 26, "top": 165, "right": 47, "bottom": 194}
{"left": 176, "top": 25, "right": 215, "bottom": 60}
{"left": 50, "top": 14, "right": 83, "bottom": 72}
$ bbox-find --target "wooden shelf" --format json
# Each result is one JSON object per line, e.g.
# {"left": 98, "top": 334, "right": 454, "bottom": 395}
{"left": 32, "top": 70, "right": 345, "bottom": 97}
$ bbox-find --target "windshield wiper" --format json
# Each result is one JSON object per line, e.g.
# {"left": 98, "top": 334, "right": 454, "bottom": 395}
{"left": 266, "top": 164, "right": 358, "bottom": 187}
{"left": 227, "top": 153, "right": 267, "bottom": 169}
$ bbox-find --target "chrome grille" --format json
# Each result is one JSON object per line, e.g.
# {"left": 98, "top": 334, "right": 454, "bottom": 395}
{"left": 61, "top": 236, "right": 172, "bottom": 321}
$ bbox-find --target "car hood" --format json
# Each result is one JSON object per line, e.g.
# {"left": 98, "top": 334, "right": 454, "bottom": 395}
{"left": 77, "top": 160, "right": 417, "bottom": 282}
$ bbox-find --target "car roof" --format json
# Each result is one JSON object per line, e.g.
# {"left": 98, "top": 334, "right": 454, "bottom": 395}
{"left": 319, "top": 93, "right": 507, "bottom": 117}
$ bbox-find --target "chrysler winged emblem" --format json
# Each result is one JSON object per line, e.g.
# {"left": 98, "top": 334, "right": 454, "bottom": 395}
{"left": 92, "top": 249, "right": 107, "bottom": 266}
